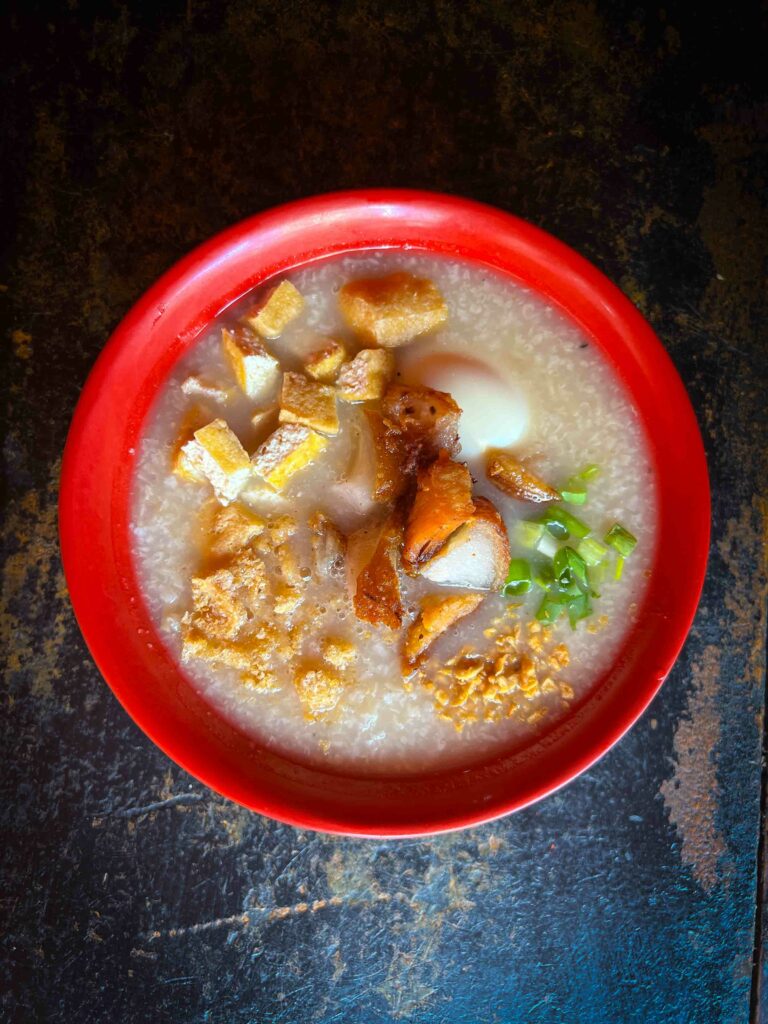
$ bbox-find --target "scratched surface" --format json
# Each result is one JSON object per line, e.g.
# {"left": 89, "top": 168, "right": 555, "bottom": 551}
{"left": 2, "top": 2, "right": 767, "bottom": 1022}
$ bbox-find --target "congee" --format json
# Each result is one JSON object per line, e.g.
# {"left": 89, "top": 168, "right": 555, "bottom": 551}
{"left": 131, "top": 253, "right": 656, "bottom": 773}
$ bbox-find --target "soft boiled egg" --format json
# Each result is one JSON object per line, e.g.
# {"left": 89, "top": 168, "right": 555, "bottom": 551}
{"left": 399, "top": 350, "right": 530, "bottom": 460}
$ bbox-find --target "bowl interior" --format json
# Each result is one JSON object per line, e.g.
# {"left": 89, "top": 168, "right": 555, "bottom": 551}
{"left": 59, "top": 191, "right": 709, "bottom": 836}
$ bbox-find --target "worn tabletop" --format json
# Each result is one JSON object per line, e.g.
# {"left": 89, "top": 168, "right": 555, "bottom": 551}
{"left": 2, "top": 2, "right": 767, "bottom": 1022}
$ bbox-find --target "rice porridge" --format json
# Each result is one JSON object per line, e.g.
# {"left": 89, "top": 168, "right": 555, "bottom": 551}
{"left": 131, "top": 252, "right": 657, "bottom": 774}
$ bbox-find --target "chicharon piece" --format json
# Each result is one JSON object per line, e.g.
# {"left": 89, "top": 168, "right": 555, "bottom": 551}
{"left": 335, "top": 349, "right": 395, "bottom": 402}
{"left": 221, "top": 326, "right": 280, "bottom": 402}
{"left": 418, "top": 497, "right": 510, "bottom": 590}
{"left": 242, "top": 280, "right": 304, "bottom": 339}
{"left": 180, "top": 418, "right": 252, "bottom": 504}
{"left": 251, "top": 423, "right": 328, "bottom": 490}
{"left": 338, "top": 272, "right": 448, "bottom": 347}
{"left": 402, "top": 452, "right": 475, "bottom": 571}
{"left": 278, "top": 371, "right": 339, "bottom": 435}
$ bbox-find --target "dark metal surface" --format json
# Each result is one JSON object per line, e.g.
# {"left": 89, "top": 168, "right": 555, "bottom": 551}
{"left": 2, "top": 2, "right": 766, "bottom": 1021}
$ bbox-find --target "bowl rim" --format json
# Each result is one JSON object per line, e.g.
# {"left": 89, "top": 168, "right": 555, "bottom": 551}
{"left": 59, "top": 189, "right": 710, "bottom": 836}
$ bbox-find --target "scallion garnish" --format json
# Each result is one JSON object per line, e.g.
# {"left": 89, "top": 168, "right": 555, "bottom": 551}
{"left": 503, "top": 558, "right": 532, "bottom": 597}
{"left": 536, "top": 593, "right": 565, "bottom": 624}
{"left": 560, "top": 478, "right": 588, "bottom": 505}
{"left": 535, "top": 529, "right": 560, "bottom": 560}
{"left": 516, "top": 520, "right": 544, "bottom": 549}
{"left": 567, "top": 592, "right": 593, "bottom": 629}
{"left": 604, "top": 523, "right": 637, "bottom": 558}
{"left": 576, "top": 536, "right": 608, "bottom": 566}
{"left": 505, "top": 466, "right": 637, "bottom": 631}
{"left": 553, "top": 546, "right": 589, "bottom": 590}
{"left": 538, "top": 507, "right": 591, "bottom": 540}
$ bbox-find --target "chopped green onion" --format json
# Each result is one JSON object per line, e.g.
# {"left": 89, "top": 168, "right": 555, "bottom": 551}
{"left": 587, "top": 563, "right": 605, "bottom": 598}
{"left": 503, "top": 558, "right": 532, "bottom": 597}
{"left": 539, "top": 507, "right": 591, "bottom": 540}
{"left": 567, "top": 592, "right": 593, "bottom": 629}
{"left": 553, "top": 546, "right": 589, "bottom": 590}
{"left": 614, "top": 555, "right": 625, "bottom": 580}
{"left": 578, "top": 464, "right": 601, "bottom": 481}
{"left": 516, "top": 520, "right": 544, "bottom": 549}
{"left": 533, "top": 561, "right": 554, "bottom": 589}
{"left": 536, "top": 593, "right": 565, "bottom": 623}
{"left": 560, "top": 481, "right": 588, "bottom": 505}
{"left": 576, "top": 536, "right": 608, "bottom": 567}
{"left": 605, "top": 523, "right": 637, "bottom": 558}
{"left": 536, "top": 530, "right": 560, "bottom": 560}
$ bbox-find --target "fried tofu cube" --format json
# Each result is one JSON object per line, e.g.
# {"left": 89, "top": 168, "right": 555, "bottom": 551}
{"left": 210, "top": 503, "right": 265, "bottom": 558}
{"left": 278, "top": 371, "right": 339, "bottom": 435}
{"left": 251, "top": 424, "right": 328, "bottom": 490}
{"left": 294, "top": 665, "right": 345, "bottom": 717}
{"left": 181, "top": 419, "right": 252, "bottom": 504}
{"left": 242, "top": 280, "right": 304, "bottom": 339}
{"left": 304, "top": 338, "right": 347, "bottom": 382}
{"left": 321, "top": 637, "right": 357, "bottom": 670}
{"left": 172, "top": 406, "right": 213, "bottom": 483}
{"left": 338, "top": 272, "right": 448, "bottom": 347}
{"left": 173, "top": 446, "right": 206, "bottom": 483}
{"left": 336, "top": 349, "right": 395, "bottom": 403}
{"left": 221, "top": 326, "right": 280, "bottom": 401}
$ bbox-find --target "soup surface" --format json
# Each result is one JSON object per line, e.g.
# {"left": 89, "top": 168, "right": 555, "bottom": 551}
{"left": 131, "top": 252, "right": 657, "bottom": 773}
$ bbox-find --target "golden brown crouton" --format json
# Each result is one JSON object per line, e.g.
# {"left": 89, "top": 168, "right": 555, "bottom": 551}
{"left": 336, "top": 349, "right": 395, "bottom": 402}
{"left": 338, "top": 272, "right": 448, "bottom": 347}
{"left": 309, "top": 511, "right": 347, "bottom": 579}
{"left": 304, "top": 338, "right": 347, "bottom": 382}
{"left": 181, "top": 419, "right": 252, "bottom": 504}
{"left": 251, "top": 424, "right": 328, "bottom": 490}
{"left": 294, "top": 665, "right": 345, "bottom": 717}
{"left": 402, "top": 453, "right": 475, "bottom": 572}
{"left": 403, "top": 593, "right": 485, "bottom": 670}
{"left": 419, "top": 497, "right": 510, "bottom": 590}
{"left": 278, "top": 371, "right": 339, "bottom": 436}
{"left": 486, "top": 451, "right": 561, "bottom": 503}
{"left": 381, "top": 384, "right": 461, "bottom": 463}
{"left": 365, "top": 409, "right": 410, "bottom": 503}
{"left": 353, "top": 509, "right": 404, "bottom": 630}
{"left": 209, "top": 503, "right": 265, "bottom": 558}
{"left": 321, "top": 637, "right": 357, "bottom": 669}
{"left": 243, "top": 280, "right": 304, "bottom": 339}
{"left": 221, "top": 326, "right": 280, "bottom": 401}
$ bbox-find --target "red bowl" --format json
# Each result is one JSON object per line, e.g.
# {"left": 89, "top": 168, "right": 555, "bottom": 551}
{"left": 59, "top": 190, "right": 709, "bottom": 836}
